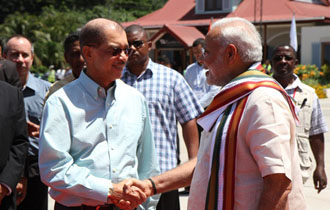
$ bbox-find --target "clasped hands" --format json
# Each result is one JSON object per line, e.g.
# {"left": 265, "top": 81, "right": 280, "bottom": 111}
{"left": 108, "top": 178, "right": 154, "bottom": 210}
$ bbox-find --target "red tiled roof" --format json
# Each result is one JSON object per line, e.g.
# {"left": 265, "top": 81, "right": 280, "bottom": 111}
{"left": 123, "top": 0, "right": 330, "bottom": 29}
{"left": 228, "top": 0, "right": 330, "bottom": 23}
{"left": 150, "top": 24, "right": 205, "bottom": 48}
{"left": 122, "top": 0, "right": 226, "bottom": 28}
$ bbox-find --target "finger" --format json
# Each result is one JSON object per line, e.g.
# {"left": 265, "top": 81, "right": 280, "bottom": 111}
{"left": 132, "top": 186, "right": 147, "bottom": 202}
{"left": 32, "top": 131, "right": 40, "bottom": 138}
{"left": 117, "top": 199, "right": 131, "bottom": 210}
{"left": 125, "top": 179, "right": 146, "bottom": 190}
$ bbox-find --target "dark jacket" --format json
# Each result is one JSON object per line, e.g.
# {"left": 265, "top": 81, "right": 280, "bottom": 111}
{"left": 0, "top": 59, "right": 21, "bottom": 89}
{"left": 0, "top": 81, "right": 28, "bottom": 210}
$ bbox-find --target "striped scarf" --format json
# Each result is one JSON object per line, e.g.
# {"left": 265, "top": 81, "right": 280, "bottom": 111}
{"left": 198, "top": 68, "right": 297, "bottom": 210}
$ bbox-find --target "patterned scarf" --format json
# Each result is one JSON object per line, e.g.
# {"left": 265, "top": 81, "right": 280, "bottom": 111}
{"left": 198, "top": 67, "right": 297, "bottom": 210}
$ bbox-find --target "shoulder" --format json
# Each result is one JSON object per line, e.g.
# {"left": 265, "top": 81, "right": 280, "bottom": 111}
{"left": 0, "top": 80, "right": 17, "bottom": 93}
{"left": 117, "top": 79, "right": 145, "bottom": 99}
{"left": 247, "top": 87, "right": 288, "bottom": 108}
{"left": 32, "top": 75, "right": 51, "bottom": 90}
{"left": 185, "top": 63, "right": 199, "bottom": 72}
{"left": 0, "top": 80, "right": 20, "bottom": 103}
{"left": 299, "top": 83, "right": 316, "bottom": 93}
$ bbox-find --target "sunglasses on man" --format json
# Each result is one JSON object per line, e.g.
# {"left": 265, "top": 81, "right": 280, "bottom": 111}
{"left": 128, "top": 40, "right": 145, "bottom": 49}
{"left": 87, "top": 44, "right": 133, "bottom": 57}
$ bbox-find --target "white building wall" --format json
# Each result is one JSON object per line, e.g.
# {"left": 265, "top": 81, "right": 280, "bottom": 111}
{"left": 301, "top": 25, "right": 330, "bottom": 67}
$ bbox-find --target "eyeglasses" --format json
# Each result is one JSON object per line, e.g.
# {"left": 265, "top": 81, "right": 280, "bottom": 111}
{"left": 128, "top": 40, "right": 145, "bottom": 49}
{"left": 272, "top": 55, "right": 294, "bottom": 62}
{"left": 111, "top": 47, "right": 133, "bottom": 56}
{"left": 87, "top": 45, "right": 133, "bottom": 57}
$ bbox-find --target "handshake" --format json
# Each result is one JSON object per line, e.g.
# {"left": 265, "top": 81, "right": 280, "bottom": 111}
{"left": 108, "top": 178, "right": 157, "bottom": 210}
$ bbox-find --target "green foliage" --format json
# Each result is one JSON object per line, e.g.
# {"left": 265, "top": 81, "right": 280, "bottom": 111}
{"left": 294, "top": 64, "right": 330, "bottom": 98}
{"left": 0, "top": 0, "right": 167, "bottom": 73}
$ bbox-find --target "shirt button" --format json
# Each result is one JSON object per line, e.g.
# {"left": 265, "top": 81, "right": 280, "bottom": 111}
{"left": 111, "top": 147, "right": 114, "bottom": 151}
{"left": 109, "top": 125, "right": 113, "bottom": 129}
{"left": 107, "top": 103, "right": 110, "bottom": 106}
{"left": 112, "top": 169, "right": 116, "bottom": 173}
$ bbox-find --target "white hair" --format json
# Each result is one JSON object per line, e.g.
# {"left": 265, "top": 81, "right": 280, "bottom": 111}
{"left": 211, "top": 17, "right": 262, "bottom": 62}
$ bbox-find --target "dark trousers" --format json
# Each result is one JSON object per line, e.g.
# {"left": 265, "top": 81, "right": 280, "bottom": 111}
{"left": 17, "top": 176, "right": 48, "bottom": 210}
{"left": 55, "top": 202, "right": 116, "bottom": 210}
{"left": 156, "top": 190, "right": 180, "bottom": 210}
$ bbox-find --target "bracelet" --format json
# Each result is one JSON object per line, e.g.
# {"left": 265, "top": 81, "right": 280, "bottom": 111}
{"left": 148, "top": 178, "right": 157, "bottom": 195}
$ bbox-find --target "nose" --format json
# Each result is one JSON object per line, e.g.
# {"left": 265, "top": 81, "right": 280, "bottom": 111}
{"left": 15, "top": 54, "right": 24, "bottom": 63}
{"left": 118, "top": 51, "right": 128, "bottom": 62}
{"left": 280, "top": 56, "right": 287, "bottom": 63}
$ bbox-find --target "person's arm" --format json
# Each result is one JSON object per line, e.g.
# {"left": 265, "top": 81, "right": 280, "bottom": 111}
{"left": 0, "top": 89, "right": 28, "bottom": 203}
{"left": 258, "top": 174, "right": 291, "bottom": 210}
{"left": 124, "top": 157, "right": 197, "bottom": 197}
{"left": 309, "top": 133, "right": 327, "bottom": 193}
{"left": 181, "top": 119, "right": 199, "bottom": 159}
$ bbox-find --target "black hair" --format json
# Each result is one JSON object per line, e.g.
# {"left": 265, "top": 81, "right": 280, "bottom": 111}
{"left": 192, "top": 38, "right": 205, "bottom": 48}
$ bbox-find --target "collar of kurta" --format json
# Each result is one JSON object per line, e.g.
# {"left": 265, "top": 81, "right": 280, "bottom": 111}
{"left": 197, "top": 63, "right": 297, "bottom": 132}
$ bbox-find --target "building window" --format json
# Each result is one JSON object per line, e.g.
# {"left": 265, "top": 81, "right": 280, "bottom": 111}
{"left": 321, "top": 42, "right": 330, "bottom": 65}
{"left": 205, "top": 0, "right": 222, "bottom": 11}
{"left": 196, "top": 0, "right": 232, "bottom": 14}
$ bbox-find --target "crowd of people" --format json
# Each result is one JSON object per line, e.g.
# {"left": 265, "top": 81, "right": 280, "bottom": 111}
{"left": 0, "top": 16, "right": 328, "bottom": 210}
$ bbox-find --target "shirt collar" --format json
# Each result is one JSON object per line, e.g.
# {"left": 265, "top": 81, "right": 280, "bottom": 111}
{"left": 123, "top": 58, "right": 153, "bottom": 79}
{"left": 24, "top": 72, "right": 39, "bottom": 91}
{"left": 285, "top": 74, "right": 303, "bottom": 91}
{"left": 78, "top": 70, "right": 117, "bottom": 101}
{"left": 248, "top": 62, "right": 262, "bottom": 70}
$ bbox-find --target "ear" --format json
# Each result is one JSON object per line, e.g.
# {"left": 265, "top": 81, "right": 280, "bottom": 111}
{"left": 226, "top": 44, "right": 237, "bottom": 64}
{"left": 82, "top": 46, "right": 92, "bottom": 63}
{"left": 147, "top": 41, "right": 152, "bottom": 50}
{"left": 294, "top": 58, "right": 299, "bottom": 65}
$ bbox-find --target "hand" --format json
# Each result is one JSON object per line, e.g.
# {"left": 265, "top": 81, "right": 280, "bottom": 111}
{"left": 108, "top": 179, "right": 147, "bottom": 210}
{"left": 0, "top": 183, "right": 9, "bottom": 205}
{"left": 124, "top": 178, "right": 153, "bottom": 198}
{"left": 16, "top": 177, "right": 27, "bottom": 205}
{"left": 27, "top": 121, "right": 40, "bottom": 138}
{"left": 313, "top": 166, "right": 327, "bottom": 193}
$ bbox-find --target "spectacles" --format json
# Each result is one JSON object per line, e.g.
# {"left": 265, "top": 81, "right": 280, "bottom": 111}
{"left": 87, "top": 45, "right": 133, "bottom": 57}
{"left": 111, "top": 47, "right": 133, "bottom": 56}
{"left": 128, "top": 40, "right": 145, "bottom": 49}
{"left": 272, "top": 55, "right": 294, "bottom": 62}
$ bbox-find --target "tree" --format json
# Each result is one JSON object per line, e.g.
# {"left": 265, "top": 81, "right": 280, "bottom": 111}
{"left": 0, "top": 0, "right": 167, "bottom": 74}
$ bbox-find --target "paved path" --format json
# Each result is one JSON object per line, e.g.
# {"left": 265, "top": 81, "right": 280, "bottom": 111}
{"left": 179, "top": 97, "right": 330, "bottom": 210}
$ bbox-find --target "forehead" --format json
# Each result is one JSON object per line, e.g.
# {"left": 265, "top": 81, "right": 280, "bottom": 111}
{"left": 102, "top": 28, "right": 128, "bottom": 47}
{"left": 126, "top": 30, "right": 146, "bottom": 41}
{"left": 7, "top": 38, "right": 32, "bottom": 52}
{"left": 193, "top": 44, "right": 203, "bottom": 51}
{"left": 274, "top": 46, "right": 295, "bottom": 56}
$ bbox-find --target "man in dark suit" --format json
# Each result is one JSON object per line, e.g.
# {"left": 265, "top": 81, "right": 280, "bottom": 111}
{"left": 0, "top": 80, "right": 28, "bottom": 210}
{"left": 0, "top": 59, "right": 21, "bottom": 88}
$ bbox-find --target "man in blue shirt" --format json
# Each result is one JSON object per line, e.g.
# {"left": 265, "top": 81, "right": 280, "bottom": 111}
{"left": 184, "top": 38, "right": 220, "bottom": 109}
{"left": 4, "top": 35, "right": 51, "bottom": 210}
{"left": 122, "top": 24, "right": 203, "bottom": 210}
{"left": 39, "top": 18, "right": 160, "bottom": 210}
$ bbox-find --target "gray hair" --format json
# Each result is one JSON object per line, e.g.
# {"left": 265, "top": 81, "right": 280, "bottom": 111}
{"left": 4, "top": 35, "right": 34, "bottom": 55}
{"left": 211, "top": 17, "right": 262, "bottom": 62}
